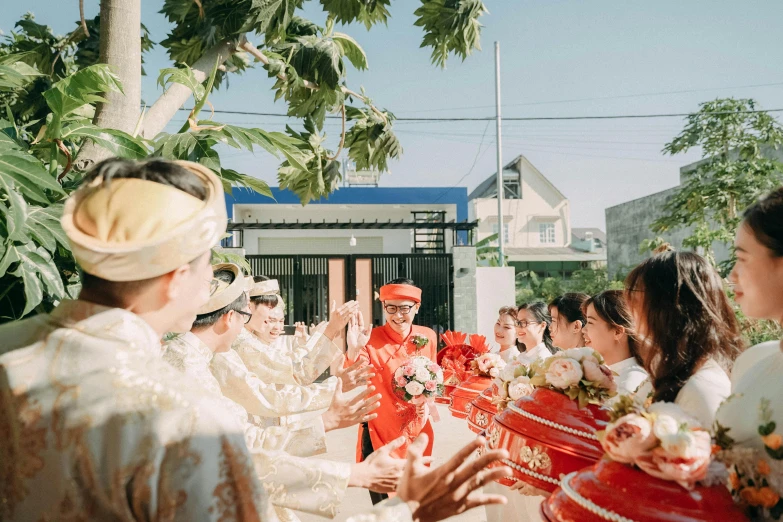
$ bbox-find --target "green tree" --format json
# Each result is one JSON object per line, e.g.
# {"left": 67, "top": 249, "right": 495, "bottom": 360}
{"left": 651, "top": 98, "right": 783, "bottom": 272}
{"left": 0, "top": 2, "right": 487, "bottom": 321}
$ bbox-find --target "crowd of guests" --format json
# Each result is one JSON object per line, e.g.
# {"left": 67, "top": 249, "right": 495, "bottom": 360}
{"left": 484, "top": 185, "right": 783, "bottom": 521}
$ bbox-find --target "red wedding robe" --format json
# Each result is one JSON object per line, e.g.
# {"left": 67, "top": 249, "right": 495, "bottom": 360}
{"left": 350, "top": 323, "right": 438, "bottom": 462}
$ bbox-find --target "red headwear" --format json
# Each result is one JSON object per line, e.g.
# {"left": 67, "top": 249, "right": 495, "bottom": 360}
{"left": 379, "top": 283, "right": 422, "bottom": 303}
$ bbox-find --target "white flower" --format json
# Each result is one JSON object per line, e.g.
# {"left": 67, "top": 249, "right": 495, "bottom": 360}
{"left": 405, "top": 381, "right": 425, "bottom": 396}
{"left": 489, "top": 367, "right": 500, "bottom": 378}
{"left": 558, "top": 347, "right": 598, "bottom": 362}
{"left": 659, "top": 430, "right": 707, "bottom": 459}
{"left": 414, "top": 367, "right": 431, "bottom": 383}
{"left": 499, "top": 360, "right": 525, "bottom": 381}
{"left": 648, "top": 402, "right": 702, "bottom": 429}
{"left": 545, "top": 358, "right": 583, "bottom": 389}
{"left": 435, "top": 369, "right": 444, "bottom": 382}
{"left": 508, "top": 376, "right": 535, "bottom": 400}
{"left": 652, "top": 414, "right": 681, "bottom": 439}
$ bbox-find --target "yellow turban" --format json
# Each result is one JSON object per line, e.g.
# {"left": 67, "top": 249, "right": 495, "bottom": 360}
{"left": 198, "top": 263, "right": 248, "bottom": 315}
{"left": 61, "top": 160, "right": 226, "bottom": 282}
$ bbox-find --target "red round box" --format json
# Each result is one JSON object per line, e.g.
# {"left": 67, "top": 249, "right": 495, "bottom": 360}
{"left": 448, "top": 375, "right": 492, "bottom": 419}
{"left": 541, "top": 458, "right": 748, "bottom": 522}
{"left": 467, "top": 385, "right": 498, "bottom": 434}
{"left": 487, "top": 388, "right": 608, "bottom": 491}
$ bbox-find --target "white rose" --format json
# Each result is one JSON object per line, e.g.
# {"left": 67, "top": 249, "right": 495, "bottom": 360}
{"left": 652, "top": 414, "right": 680, "bottom": 439}
{"left": 405, "top": 381, "right": 425, "bottom": 396}
{"left": 499, "top": 361, "right": 521, "bottom": 381}
{"left": 489, "top": 367, "right": 500, "bottom": 378}
{"left": 545, "top": 358, "right": 583, "bottom": 389}
{"left": 559, "top": 347, "right": 596, "bottom": 362}
{"left": 659, "top": 430, "right": 708, "bottom": 459}
{"left": 415, "top": 367, "right": 431, "bottom": 383}
{"left": 648, "top": 402, "right": 702, "bottom": 429}
{"left": 508, "top": 376, "right": 535, "bottom": 400}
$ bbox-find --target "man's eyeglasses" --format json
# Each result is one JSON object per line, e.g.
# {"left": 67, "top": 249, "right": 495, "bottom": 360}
{"left": 515, "top": 320, "right": 541, "bottom": 328}
{"left": 236, "top": 310, "right": 253, "bottom": 324}
{"left": 384, "top": 304, "right": 414, "bottom": 315}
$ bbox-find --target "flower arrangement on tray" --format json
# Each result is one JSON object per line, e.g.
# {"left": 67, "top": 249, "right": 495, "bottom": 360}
{"left": 470, "top": 352, "right": 506, "bottom": 378}
{"left": 599, "top": 395, "right": 714, "bottom": 489}
{"left": 492, "top": 359, "right": 536, "bottom": 411}
{"left": 436, "top": 331, "right": 491, "bottom": 387}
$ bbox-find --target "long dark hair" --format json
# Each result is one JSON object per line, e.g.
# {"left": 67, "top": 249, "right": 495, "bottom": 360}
{"left": 584, "top": 290, "right": 643, "bottom": 365}
{"left": 517, "top": 301, "right": 555, "bottom": 354}
{"left": 624, "top": 251, "right": 744, "bottom": 403}
{"left": 549, "top": 293, "right": 589, "bottom": 328}
{"left": 743, "top": 186, "right": 783, "bottom": 257}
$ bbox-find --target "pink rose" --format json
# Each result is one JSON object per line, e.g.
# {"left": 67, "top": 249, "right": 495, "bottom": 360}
{"left": 403, "top": 365, "right": 415, "bottom": 377}
{"left": 428, "top": 363, "right": 440, "bottom": 373}
{"left": 425, "top": 380, "right": 437, "bottom": 392}
{"left": 545, "top": 358, "right": 583, "bottom": 389}
{"left": 601, "top": 413, "right": 657, "bottom": 464}
{"left": 635, "top": 430, "right": 711, "bottom": 489}
{"left": 396, "top": 376, "right": 407, "bottom": 387}
{"left": 583, "top": 360, "right": 617, "bottom": 393}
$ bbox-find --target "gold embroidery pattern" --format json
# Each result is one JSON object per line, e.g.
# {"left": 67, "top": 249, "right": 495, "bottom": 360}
{"left": 0, "top": 388, "right": 48, "bottom": 519}
{"left": 210, "top": 437, "right": 262, "bottom": 522}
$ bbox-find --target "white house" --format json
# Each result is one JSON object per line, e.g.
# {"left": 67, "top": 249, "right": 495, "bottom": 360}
{"left": 469, "top": 154, "right": 606, "bottom": 277}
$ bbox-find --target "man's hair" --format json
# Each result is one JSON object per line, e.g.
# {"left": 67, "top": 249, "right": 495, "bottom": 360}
{"left": 249, "top": 275, "right": 279, "bottom": 308}
{"left": 79, "top": 158, "right": 209, "bottom": 296}
{"left": 386, "top": 277, "right": 416, "bottom": 286}
{"left": 192, "top": 268, "right": 248, "bottom": 329}
{"left": 80, "top": 157, "right": 208, "bottom": 200}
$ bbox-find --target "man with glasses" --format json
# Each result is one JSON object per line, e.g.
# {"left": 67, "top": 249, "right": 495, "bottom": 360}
{"left": 346, "top": 278, "right": 439, "bottom": 505}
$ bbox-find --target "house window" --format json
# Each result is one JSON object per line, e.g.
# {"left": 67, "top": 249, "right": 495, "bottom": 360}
{"left": 539, "top": 223, "right": 555, "bottom": 244}
{"left": 491, "top": 223, "right": 510, "bottom": 244}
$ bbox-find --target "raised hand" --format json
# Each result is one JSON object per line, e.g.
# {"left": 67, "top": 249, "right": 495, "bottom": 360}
{"left": 333, "top": 354, "right": 376, "bottom": 392}
{"left": 321, "top": 378, "right": 381, "bottom": 432}
{"left": 323, "top": 300, "right": 361, "bottom": 340}
{"left": 397, "top": 434, "right": 511, "bottom": 522}
{"left": 294, "top": 322, "right": 309, "bottom": 342}
{"left": 346, "top": 311, "right": 371, "bottom": 361}
{"left": 349, "top": 436, "right": 407, "bottom": 493}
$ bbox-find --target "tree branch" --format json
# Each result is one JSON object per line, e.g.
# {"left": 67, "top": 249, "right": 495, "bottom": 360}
{"left": 79, "top": 0, "right": 90, "bottom": 37}
{"left": 239, "top": 40, "right": 388, "bottom": 125}
{"left": 140, "top": 39, "right": 236, "bottom": 139}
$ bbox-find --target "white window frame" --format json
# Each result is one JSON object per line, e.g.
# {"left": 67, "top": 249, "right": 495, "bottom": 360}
{"left": 539, "top": 222, "right": 556, "bottom": 245}
{"left": 491, "top": 223, "right": 510, "bottom": 244}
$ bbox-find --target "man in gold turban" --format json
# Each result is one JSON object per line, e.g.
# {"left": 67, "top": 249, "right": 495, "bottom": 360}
{"left": 0, "top": 157, "right": 511, "bottom": 522}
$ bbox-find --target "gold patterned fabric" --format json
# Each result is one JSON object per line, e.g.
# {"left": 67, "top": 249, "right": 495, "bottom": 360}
{"left": 235, "top": 328, "right": 340, "bottom": 387}
{"left": 163, "top": 333, "right": 351, "bottom": 520}
{"left": 0, "top": 300, "right": 275, "bottom": 522}
{"left": 210, "top": 348, "right": 335, "bottom": 458}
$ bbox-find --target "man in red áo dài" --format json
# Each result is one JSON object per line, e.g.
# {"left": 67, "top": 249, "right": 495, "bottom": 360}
{"left": 347, "top": 278, "right": 438, "bottom": 505}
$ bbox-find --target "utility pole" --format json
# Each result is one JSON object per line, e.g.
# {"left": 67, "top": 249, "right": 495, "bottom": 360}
{"left": 494, "top": 41, "right": 505, "bottom": 266}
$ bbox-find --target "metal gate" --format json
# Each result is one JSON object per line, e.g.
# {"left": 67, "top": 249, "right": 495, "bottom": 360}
{"left": 245, "top": 254, "right": 453, "bottom": 333}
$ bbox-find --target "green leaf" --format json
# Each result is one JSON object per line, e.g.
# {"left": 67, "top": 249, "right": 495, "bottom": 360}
{"left": 43, "top": 64, "right": 124, "bottom": 118}
{"left": 0, "top": 150, "right": 65, "bottom": 203}
{"left": 414, "top": 0, "right": 487, "bottom": 68}
{"left": 9, "top": 244, "right": 65, "bottom": 316}
{"left": 26, "top": 203, "right": 67, "bottom": 252}
{"left": 0, "top": 61, "right": 43, "bottom": 91}
{"left": 319, "top": 0, "right": 391, "bottom": 29}
{"left": 60, "top": 122, "right": 148, "bottom": 159}
{"left": 157, "top": 65, "right": 206, "bottom": 103}
{"left": 332, "top": 32, "right": 368, "bottom": 70}
{"left": 221, "top": 169, "right": 273, "bottom": 198}
{"left": 0, "top": 182, "right": 29, "bottom": 243}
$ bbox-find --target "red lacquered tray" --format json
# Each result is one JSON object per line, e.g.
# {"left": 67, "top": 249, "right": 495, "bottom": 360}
{"left": 487, "top": 388, "right": 609, "bottom": 492}
{"left": 448, "top": 375, "right": 491, "bottom": 419}
{"left": 435, "top": 384, "right": 456, "bottom": 405}
{"left": 467, "top": 385, "right": 498, "bottom": 434}
{"left": 542, "top": 458, "right": 748, "bottom": 522}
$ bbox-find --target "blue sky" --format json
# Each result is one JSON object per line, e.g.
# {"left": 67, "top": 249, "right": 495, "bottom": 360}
{"left": 3, "top": 0, "right": 783, "bottom": 229}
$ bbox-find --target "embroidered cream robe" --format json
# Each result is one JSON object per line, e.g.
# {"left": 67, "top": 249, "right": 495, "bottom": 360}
{"left": 0, "top": 301, "right": 415, "bottom": 522}
{"left": 163, "top": 333, "right": 351, "bottom": 520}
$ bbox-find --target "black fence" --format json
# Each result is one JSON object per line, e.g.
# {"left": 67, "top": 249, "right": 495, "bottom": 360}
{"left": 246, "top": 254, "right": 454, "bottom": 335}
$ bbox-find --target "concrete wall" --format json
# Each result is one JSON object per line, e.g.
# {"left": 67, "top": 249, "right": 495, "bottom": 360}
{"left": 475, "top": 267, "right": 516, "bottom": 343}
{"left": 452, "top": 246, "right": 478, "bottom": 334}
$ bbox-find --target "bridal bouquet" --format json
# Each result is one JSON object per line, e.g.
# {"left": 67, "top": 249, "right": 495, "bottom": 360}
{"left": 529, "top": 347, "right": 618, "bottom": 408}
{"left": 599, "top": 396, "right": 713, "bottom": 489}
{"left": 393, "top": 355, "right": 444, "bottom": 403}
{"left": 492, "top": 359, "right": 536, "bottom": 411}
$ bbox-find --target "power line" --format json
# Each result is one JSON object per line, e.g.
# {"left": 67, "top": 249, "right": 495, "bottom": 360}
{"left": 432, "top": 121, "right": 492, "bottom": 203}
{"left": 178, "top": 106, "right": 783, "bottom": 122}
{"left": 398, "top": 81, "right": 783, "bottom": 114}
